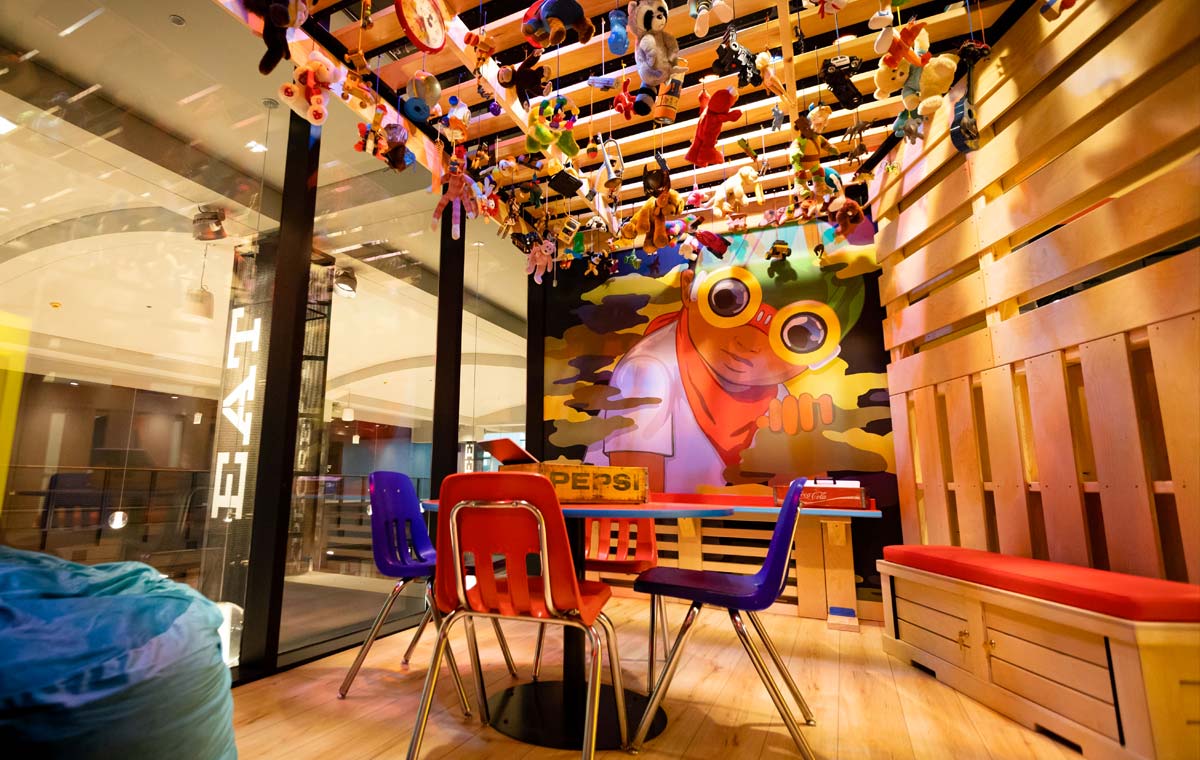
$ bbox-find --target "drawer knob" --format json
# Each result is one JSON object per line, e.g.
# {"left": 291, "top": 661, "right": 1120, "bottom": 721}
{"left": 957, "top": 630, "right": 970, "bottom": 651}
{"left": 986, "top": 638, "right": 997, "bottom": 652}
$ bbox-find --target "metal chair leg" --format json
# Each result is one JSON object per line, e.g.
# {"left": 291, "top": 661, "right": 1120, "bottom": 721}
{"left": 492, "top": 618, "right": 518, "bottom": 678}
{"left": 596, "top": 612, "right": 628, "bottom": 748}
{"left": 339, "top": 579, "right": 410, "bottom": 698}
{"left": 729, "top": 610, "right": 816, "bottom": 760}
{"left": 463, "top": 616, "right": 491, "bottom": 725}
{"left": 402, "top": 607, "right": 432, "bottom": 665}
{"left": 647, "top": 593, "right": 658, "bottom": 690}
{"left": 746, "top": 610, "right": 816, "bottom": 725}
{"left": 429, "top": 599, "right": 471, "bottom": 717}
{"left": 406, "top": 609, "right": 462, "bottom": 760}
{"left": 532, "top": 622, "right": 547, "bottom": 680}
{"left": 656, "top": 595, "right": 670, "bottom": 659}
{"left": 631, "top": 602, "right": 704, "bottom": 750}
{"left": 580, "top": 625, "right": 605, "bottom": 760}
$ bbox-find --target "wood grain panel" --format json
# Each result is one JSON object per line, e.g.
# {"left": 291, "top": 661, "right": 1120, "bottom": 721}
{"left": 885, "top": 271, "right": 987, "bottom": 350}
{"left": 982, "top": 155, "right": 1200, "bottom": 308}
{"left": 880, "top": 216, "right": 982, "bottom": 307}
{"left": 1078, "top": 334, "right": 1164, "bottom": 578}
{"left": 988, "top": 629, "right": 1114, "bottom": 703}
{"left": 942, "top": 376, "right": 988, "bottom": 550}
{"left": 912, "top": 385, "right": 952, "bottom": 545}
{"left": 991, "top": 249, "right": 1200, "bottom": 366}
{"left": 891, "top": 393, "right": 922, "bottom": 545}
{"left": 977, "top": 64, "right": 1200, "bottom": 254}
{"left": 980, "top": 366, "right": 1033, "bottom": 556}
{"left": 1023, "top": 351, "right": 1090, "bottom": 567}
{"left": 1147, "top": 313, "right": 1200, "bottom": 583}
{"left": 888, "top": 327, "right": 995, "bottom": 395}
{"left": 990, "top": 658, "right": 1120, "bottom": 739}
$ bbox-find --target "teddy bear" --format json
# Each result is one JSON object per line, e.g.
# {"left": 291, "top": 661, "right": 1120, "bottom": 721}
{"left": 498, "top": 49, "right": 552, "bottom": 109}
{"left": 628, "top": 0, "right": 681, "bottom": 115}
{"left": 711, "top": 165, "right": 763, "bottom": 219}
{"left": 245, "top": 0, "right": 308, "bottom": 75}
{"left": 278, "top": 50, "right": 344, "bottom": 125}
{"left": 620, "top": 186, "right": 686, "bottom": 253}
{"left": 914, "top": 53, "right": 958, "bottom": 117}
{"left": 522, "top": 0, "right": 595, "bottom": 47}
{"left": 873, "top": 57, "right": 911, "bottom": 101}
{"left": 685, "top": 87, "right": 742, "bottom": 167}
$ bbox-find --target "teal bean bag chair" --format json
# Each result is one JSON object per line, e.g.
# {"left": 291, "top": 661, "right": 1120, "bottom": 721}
{"left": 0, "top": 546, "right": 236, "bottom": 759}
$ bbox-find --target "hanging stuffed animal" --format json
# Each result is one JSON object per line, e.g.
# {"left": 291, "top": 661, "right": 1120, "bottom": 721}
{"left": 526, "top": 239, "right": 557, "bottom": 284}
{"left": 613, "top": 78, "right": 636, "bottom": 120}
{"left": 755, "top": 52, "right": 795, "bottom": 111}
{"left": 522, "top": 0, "right": 595, "bottom": 47}
{"left": 789, "top": 111, "right": 838, "bottom": 197}
{"left": 525, "top": 96, "right": 581, "bottom": 156}
{"left": 689, "top": 0, "right": 733, "bottom": 38}
{"left": 685, "top": 87, "right": 742, "bottom": 167}
{"left": 873, "top": 57, "right": 911, "bottom": 101}
{"left": 463, "top": 30, "right": 496, "bottom": 74}
{"left": 619, "top": 167, "right": 685, "bottom": 253}
{"left": 874, "top": 20, "right": 930, "bottom": 69}
{"left": 808, "top": 102, "right": 832, "bottom": 133}
{"left": 870, "top": 2, "right": 894, "bottom": 29}
{"left": 245, "top": 0, "right": 308, "bottom": 75}
{"left": 498, "top": 50, "right": 551, "bottom": 109}
{"left": 355, "top": 103, "right": 389, "bottom": 157}
{"left": 436, "top": 95, "right": 472, "bottom": 144}
{"left": 278, "top": 50, "right": 344, "bottom": 125}
{"left": 381, "top": 123, "right": 416, "bottom": 172}
{"left": 431, "top": 153, "right": 480, "bottom": 239}
{"left": 608, "top": 9, "right": 630, "bottom": 55}
{"left": 914, "top": 52, "right": 958, "bottom": 117}
{"left": 711, "top": 165, "right": 763, "bottom": 220}
{"left": 628, "top": 0, "right": 681, "bottom": 115}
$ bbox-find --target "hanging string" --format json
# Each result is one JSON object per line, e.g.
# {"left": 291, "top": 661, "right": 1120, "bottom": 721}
{"left": 977, "top": 0, "right": 988, "bottom": 46}
{"left": 965, "top": 0, "right": 976, "bottom": 41}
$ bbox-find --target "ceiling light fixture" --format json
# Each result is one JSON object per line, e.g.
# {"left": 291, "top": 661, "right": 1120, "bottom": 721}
{"left": 192, "top": 205, "right": 227, "bottom": 241}
{"left": 334, "top": 268, "right": 358, "bottom": 297}
{"left": 244, "top": 140, "right": 268, "bottom": 153}
{"left": 59, "top": 8, "right": 105, "bottom": 36}
{"left": 361, "top": 247, "right": 411, "bottom": 263}
{"left": 168, "top": 14, "right": 186, "bottom": 26}
{"left": 352, "top": 434, "right": 361, "bottom": 445}
{"left": 184, "top": 243, "right": 215, "bottom": 320}
{"left": 0, "top": 116, "right": 16, "bottom": 135}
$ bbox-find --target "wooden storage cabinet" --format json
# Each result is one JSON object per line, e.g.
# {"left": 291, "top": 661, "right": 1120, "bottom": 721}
{"left": 879, "top": 561, "right": 1200, "bottom": 760}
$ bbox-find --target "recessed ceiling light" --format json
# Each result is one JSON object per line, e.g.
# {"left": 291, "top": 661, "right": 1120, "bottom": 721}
{"left": 65, "top": 84, "right": 102, "bottom": 104}
{"left": 170, "top": 395, "right": 179, "bottom": 399}
{"left": 69, "top": 381, "right": 79, "bottom": 386}
{"left": 245, "top": 140, "right": 268, "bottom": 153}
{"left": 168, "top": 14, "right": 186, "bottom": 26}
{"left": 472, "top": 241, "right": 486, "bottom": 247}
{"left": 59, "top": 8, "right": 104, "bottom": 37}
{"left": 0, "top": 116, "right": 16, "bottom": 135}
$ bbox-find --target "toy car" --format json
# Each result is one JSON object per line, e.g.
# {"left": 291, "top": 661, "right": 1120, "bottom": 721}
{"left": 818, "top": 55, "right": 863, "bottom": 110}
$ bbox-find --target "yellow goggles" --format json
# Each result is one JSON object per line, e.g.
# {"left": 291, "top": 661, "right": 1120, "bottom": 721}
{"left": 696, "top": 267, "right": 842, "bottom": 367}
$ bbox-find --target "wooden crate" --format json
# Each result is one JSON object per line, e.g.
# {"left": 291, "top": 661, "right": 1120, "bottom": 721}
{"left": 498, "top": 463, "right": 648, "bottom": 504}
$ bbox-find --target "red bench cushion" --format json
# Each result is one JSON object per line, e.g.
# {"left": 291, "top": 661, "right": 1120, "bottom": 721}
{"left": 883, "top": 545, "right": 1200, "bottom": 623}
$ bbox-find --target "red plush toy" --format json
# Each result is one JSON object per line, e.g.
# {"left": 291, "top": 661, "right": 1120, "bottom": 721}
{"left": 684, "top": 87, "right": 743, "bottom": 167}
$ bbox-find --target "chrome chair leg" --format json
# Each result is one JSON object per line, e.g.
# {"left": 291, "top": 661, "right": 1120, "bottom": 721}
{"left": 532, "top": 622, "right": 546, "bottom": 680}
{"left": 596, "top": 612, "right": 628, "bottom": 748}
{"left": 631, "top": 602, "right": 704, "bottom": 750}
{"left": 746, "top": 610, "right": 816, "bottom": 725}
{"left": 580, "top": 625, "right": 605, "bottom": 760}
{"left": 492, "top": 618, "right": 518, "bottom": 678}
{"left": 429, "top": 599, "right": 471, "bottom": 716}
{"left": 656, "top": 595, "right": 670, "bottom": 660}
{"left": 463, "top": 616, "right": 491, "bottom": 724}
{"left": 406, "top": 609, "right": 462, "bottom": 760}
{"left": 647, "top": 593, "right": 658, "bottom": 690}
{"left": 729, "top": 610, "right": 816, "bottom": 760}
{"left": 339, "top": 578, "right": 410, "bottom": 698}
{"left": 402, "top": 607, "right": 432, "bottom": 665}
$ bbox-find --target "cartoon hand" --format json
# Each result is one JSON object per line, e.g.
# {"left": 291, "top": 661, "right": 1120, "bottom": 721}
{"left": 757, "top": 393, "right": 835, "bottom": 434}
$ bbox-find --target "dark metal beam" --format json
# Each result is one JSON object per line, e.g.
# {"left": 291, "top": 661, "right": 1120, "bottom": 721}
{"left": 525, "top": 278, "right": 546, "bottom": 461}
{"left": 429, "top": 211, "right": 466, "bottom": 499}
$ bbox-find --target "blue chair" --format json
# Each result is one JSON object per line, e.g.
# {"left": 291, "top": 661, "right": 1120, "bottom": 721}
{"left": 337, "top": 471, "right": 517, "bottom": 703}
{"left": 629, "top": 478, "right": 817, "bottom": 758}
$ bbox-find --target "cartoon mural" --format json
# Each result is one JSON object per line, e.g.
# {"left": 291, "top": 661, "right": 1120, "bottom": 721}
{"left": 544, "top": 222, "right": 895, "bottom": 497}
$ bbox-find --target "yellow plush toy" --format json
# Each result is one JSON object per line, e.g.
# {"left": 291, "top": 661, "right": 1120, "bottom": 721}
{"left": 620, "top": 188, "right": 686, "bottom": 253}
{"left": 873, "top": 57, "right": 911, "bottom": 101}
{"left": 916, "top": 54, "right": 958, "bottom": 117}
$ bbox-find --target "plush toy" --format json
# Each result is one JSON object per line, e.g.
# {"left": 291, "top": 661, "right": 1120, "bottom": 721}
{"left": 522, "top": 0, "right": 595, "bottom": 47}
{"left": 711, "top": 165, "right": 763, "bottom": 219}
{"left": 689, "top": 0, "right": 733, "bottom": 38}
{"left": 526, "top": 239, "right": 557, "bottom": 284}
{"left": 628, "top": 0, "right": 681, "bottom": 115}
{"left": 437, "top": 95, "right": 471, "bottom": 144}
{"left": 755, "top": 52, "right": 795, "bottom": 111}
{"left": 712, "top": 27, "right": 760, "bottom": 88}
{"left": 808, "top": 103, "right": 832, "bottom": 133}
{"left": 788, "top": 113, "right": 839, "bottom": 197}
{"left": 873, "top": 57, "right": 911, "bottom": 100}
{"left": 613, "top": 78, "right": 636, "bottom": 120}
{"left": 525, "top": 96, "right": 581, "bottom": 156}
{"left": 620, "top": 186, "right": 686, "bottom": 253}
{"left": 830, "top": 196, "right": 865, "bottom": 238}
{"left": 608, "top": 9, "right": 630, "bottom": 56}
{"left": 278, "top": 51, "right": 344, "bottom": 125}
{"left": 354, "top": 103, "right": 388, "bottom": 157}
{"left": 463, "top": 30, "right": 497, "bottom": 73}
{"left": 685, "top": 87, "right": 742, "bottom": 167}
{"left": 875, "top": 20, "right": 930, "bottom": 69}
{"left": 914, "top": 53, "right": 958, "bottom": 116}
{"left": 245, "top": 0, "right": 308, "bottom": 75}
{"left": 498, "top": 50, "right": 551, "bottom": 109}
{"left": 381, "top": 123, "right": 416, "bottom": 172}
{"left": 431, "top": 155, "right": 480, "bottom": 240}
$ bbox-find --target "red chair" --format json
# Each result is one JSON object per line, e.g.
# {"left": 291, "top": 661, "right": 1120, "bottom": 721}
{"left": 533, "top": 517, "right": 669, "bottom": 687}
{"left": 407, "top": 473, "right": 627, "bottom": 760}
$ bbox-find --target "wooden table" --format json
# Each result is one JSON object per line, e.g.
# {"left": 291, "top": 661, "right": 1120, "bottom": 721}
{"left": 422, "top": 499, "right": 734, "bottom": 751}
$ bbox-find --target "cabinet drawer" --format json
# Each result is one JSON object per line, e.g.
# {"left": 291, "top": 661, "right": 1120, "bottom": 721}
{"left": 991, "top": 658, "right": 1120, "bottom": 740}
{"left": 894, "top": 577, "right": 969, "bottom": 619}
{"left": 898, "top": 619, "right": 970, "bottom": 670}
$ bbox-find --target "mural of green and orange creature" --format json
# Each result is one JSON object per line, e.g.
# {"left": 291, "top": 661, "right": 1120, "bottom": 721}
{"left": 545, "top": 223, "right": 893, "bottom": 493}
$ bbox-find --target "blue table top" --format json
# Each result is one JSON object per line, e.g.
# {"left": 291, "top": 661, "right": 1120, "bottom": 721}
{"left": 732, "top": 506, "right": 884, "bottom": 518}
{"left": 422, "top": 500, "right": 735, "bottom": 519}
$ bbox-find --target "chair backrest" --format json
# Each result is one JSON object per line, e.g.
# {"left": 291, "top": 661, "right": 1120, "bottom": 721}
{"left": 435, "top": 472, "right": 582, "bottom": 617}
{"left": 586, "top": 517, "right": 657, "bottom": 564}
{"left": 368, "top": 471, "right": 435, "bottom": 577}
{"left": 750, "top": 478, "right": 807, "bottom": 607}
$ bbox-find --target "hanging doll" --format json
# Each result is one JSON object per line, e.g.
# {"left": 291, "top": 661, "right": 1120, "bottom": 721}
{"left": 522, "top": 0, "right": 595, "bottom": 47}
{"left": 608, "top": 9, "right": 630, "bottom": 55}
{"left": 278, "top": 50, "right": 344, "bottom": 125}
{"left": 431, "top": 153, "right": 480, "bottom": 240}
{"left": 245, "top": 0, "right": 308, "bottom": 75}
{"left": 685, "top": 87, "right": 742, "bottom": 167}
{"left": 526, "top": 239, "right": 557, "bottom": 284}
{"left": 756, "top": 52, "right": 795, "bottom": 111}
{"left": 498, "top": 50, "right": 552, "bottom": 109}
{"left": 628, "top": 0, "right": 681, "bottom": 115}
{"left": 789, "top": 112, "right": 839, "bottom": 198}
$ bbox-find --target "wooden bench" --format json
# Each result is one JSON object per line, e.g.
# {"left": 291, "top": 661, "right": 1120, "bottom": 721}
{"left": 877, "top": 546, "right": 1200, "bottom": 760}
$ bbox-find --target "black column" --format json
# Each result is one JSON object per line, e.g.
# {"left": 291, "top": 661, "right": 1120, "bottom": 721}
{"left": 524, "top": 276, "right": 546, "bottom": 460}
{"left": 429, "top": 208, "right": 466, "bottom": 499}
{"left": 238, "top": 112, "right": 321, "bottom": 677}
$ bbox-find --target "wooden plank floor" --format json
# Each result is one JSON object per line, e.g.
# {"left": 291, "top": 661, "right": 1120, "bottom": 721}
{"left": 234, "top": 597, "right": 1080, "bottom": 759}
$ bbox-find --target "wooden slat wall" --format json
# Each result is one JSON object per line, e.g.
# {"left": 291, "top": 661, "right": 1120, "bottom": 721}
{"left": 869, "top": 0, "right": 1200, "bottom": 581}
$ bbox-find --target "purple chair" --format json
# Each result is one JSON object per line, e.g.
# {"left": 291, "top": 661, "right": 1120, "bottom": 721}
{"left": 629, "top": 478, "right": 817, "bottom": 758}
{"left": 337, "top": 471, "right": 517, "bottom": 703}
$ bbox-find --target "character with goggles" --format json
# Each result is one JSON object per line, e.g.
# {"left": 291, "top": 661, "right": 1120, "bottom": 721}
{"left": 586, "top": 248, "right": 865, "bottom": 492}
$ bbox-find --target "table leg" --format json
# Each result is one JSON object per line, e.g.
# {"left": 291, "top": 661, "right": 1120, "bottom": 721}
{"left": 821, "top": 517, "right": 859, "bottom": 631}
